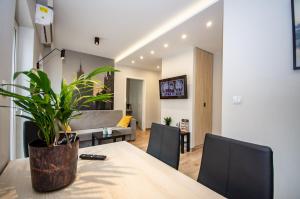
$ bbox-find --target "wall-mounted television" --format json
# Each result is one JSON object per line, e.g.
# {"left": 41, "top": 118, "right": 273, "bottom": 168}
{"left": 159, "top": 75, "right": 187, "bottom": 99}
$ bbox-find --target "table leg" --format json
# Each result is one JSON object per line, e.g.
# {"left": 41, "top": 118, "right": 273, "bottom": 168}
{"left": 187, "top": 133, "right": 190, "bottom": 152}
{"left": 180, "top": 134, "right": 184, "bottom": 154}
{"left": 122, "top": 135, "right": 125, "bottom": 141}
{"left": 92, "top": 134, "right": 95, "bottom": 146}
{"left": 113, "top": 138, "right": 117, "bottom": 142}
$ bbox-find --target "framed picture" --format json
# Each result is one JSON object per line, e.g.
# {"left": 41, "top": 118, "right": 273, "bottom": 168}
{"left": 292, "top": 0, "right": 300, "bottom": 70}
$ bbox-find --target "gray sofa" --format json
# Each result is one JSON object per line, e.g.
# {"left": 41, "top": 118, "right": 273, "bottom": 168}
{"left": 69, "top": 110, "right": 136, "bottom": 142}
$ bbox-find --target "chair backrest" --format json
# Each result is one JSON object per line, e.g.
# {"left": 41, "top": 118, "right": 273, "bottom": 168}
{"left": 23, "top": 121, "right": 40, "bottom": 157}
{"left": 147, "top": 123, "right": 180, "bottom": 169}
{"left": 198, "top": 134, "right": 273, "bottom": 199}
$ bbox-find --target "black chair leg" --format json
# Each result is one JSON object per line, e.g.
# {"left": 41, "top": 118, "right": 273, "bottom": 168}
{"left": 180, "top": 134, "right": 184, "bottom": 153}
{"left": 187, "top": 133, "right": 190, "bottom": 152}
{"left": 92, "top": 134, "right": 95, "bottom": 146}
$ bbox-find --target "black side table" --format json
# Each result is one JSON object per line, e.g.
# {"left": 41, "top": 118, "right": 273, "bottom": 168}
{"left": 180, "top": 131, "right": 190, "bottom": 154}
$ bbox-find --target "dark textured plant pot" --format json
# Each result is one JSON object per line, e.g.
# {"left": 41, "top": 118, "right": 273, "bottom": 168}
{"left": 28, "top": 136, "right": 79, "bottom": 192}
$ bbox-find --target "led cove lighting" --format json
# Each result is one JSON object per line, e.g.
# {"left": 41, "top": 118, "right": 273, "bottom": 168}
{"left": 164, "top": 43, "right": 169, "bottom": 48}
{"left": 140, "top": 56, "right": 144, "bottom": 60}
{"left": 115, "top": 0, "right": 219, "bottom": 62}
{"left": 206, "top": 21, "right": 212, "bottom": 28}
{"left": 181, "top": 34, "right": 187, "bottom": 39}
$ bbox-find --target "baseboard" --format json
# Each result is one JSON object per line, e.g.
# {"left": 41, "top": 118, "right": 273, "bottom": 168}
{"left": 192, "top": 144, "right": 204, "bottom": 151}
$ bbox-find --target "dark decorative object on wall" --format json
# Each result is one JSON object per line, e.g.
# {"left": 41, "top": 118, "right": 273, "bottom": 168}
{"left": 74, "top": 62, "right": 94, "bottom": 110}
{"left": 77, "top": 60, "right": 84, "bottom": 78}
{"left": 95, "top": 72, "right": 114, "bottom": 110}
{"left": 104, "top": 72, "right": 114, "bottom": 109}
{"left": 292, "top": 0, "right": 300, "bottom": 70}
{"left": 75, "top": 61, "right": 115, "bottom": 110}
{"left": 159, "top": 75, "right": 188, "bottom": 99}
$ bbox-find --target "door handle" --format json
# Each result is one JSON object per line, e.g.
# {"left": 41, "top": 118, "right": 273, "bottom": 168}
{"left": 203, "top": 102, "right": 206, "bottom": 107}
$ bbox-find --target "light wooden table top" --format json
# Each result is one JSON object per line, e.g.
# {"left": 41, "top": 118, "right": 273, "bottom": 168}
{"left": 0, "top": 142, "right": 224, "bottom": 199}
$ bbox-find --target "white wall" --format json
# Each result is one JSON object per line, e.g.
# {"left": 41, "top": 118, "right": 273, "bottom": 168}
{"left": 33, "top": 28, "right": 43, "bottom": 65}
{"left": 114, "top": 65, "right": 161, "bottom": 129}
{"left": 42, "top": 47, "right": 63, "bottom": 93}
{"left": 0, "top": 0, "right": 16, "bottom": 172}
{"left": 212, "top": 50, "right": 222, "bottom": 134}
{"left": 27, "top": 0, "right": 43, "bottom": 65}
{"left": 161, "top": 48, "right": 195, "bottom": 144}
{"left": 161, "top": 47, "right": 222, "bottom": 146}
{"left": 15, "top": 26, "right": 35, "bottom": 158}
{"left": 13, "top": 0, "right": 43, "bottom": 159}
{"left": 222, "top": 0, "right": 300, "bottom": 198}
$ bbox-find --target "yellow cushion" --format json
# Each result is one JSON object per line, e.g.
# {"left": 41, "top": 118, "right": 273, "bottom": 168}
{"left": 66, "top": 125, "right": 72, "bottom": 133}
{"left": 117, "top": 116, "right": 132, "bottom": 128}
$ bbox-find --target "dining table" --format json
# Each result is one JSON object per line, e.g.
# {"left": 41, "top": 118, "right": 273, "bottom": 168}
{"left": 0, "top": 141, "right": 224, "bottom": 199}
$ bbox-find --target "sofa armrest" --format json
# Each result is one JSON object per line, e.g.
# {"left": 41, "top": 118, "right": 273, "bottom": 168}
{"left": 130, "top": 118, "right": 137, "bottom": 140}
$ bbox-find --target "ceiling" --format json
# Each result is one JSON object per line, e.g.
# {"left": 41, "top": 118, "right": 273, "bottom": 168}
{"left": 118, "top": 1, "right": 223, "bottom": 71}
{"left": 53, "top": 0, "right": 223, "bottom": 71}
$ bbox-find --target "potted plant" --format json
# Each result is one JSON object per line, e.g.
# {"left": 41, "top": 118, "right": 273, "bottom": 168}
{"left": 164, "top": 117, "right": 172, "bottom": 126}
{"left": 0, "top": 66, "right": 117, "bottom": 192}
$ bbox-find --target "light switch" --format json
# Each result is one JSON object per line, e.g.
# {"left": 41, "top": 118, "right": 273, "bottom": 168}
{"left": 233, "top": 96, "right": 242, "bottom": 105}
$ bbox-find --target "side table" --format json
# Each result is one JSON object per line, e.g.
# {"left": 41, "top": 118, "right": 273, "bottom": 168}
{"left": 180, "top": 131, "right": 190, "bottom": 153}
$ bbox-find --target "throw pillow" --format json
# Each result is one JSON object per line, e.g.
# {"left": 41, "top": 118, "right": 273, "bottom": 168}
{"left": 117, "top": 115, "right": 132, "bottom": 128}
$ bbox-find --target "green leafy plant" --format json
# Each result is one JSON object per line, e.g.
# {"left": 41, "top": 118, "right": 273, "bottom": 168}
{"left": 164, "top": 117, "right": 172, "bottom": 126}
{"left": 0, "top": 66, "right": 117, "bottom": 146}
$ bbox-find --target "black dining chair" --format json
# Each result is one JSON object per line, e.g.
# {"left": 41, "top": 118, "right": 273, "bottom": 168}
{"left": 147, "top": 123, "right": 180, "bottom": 169}
{"left": 23, "top": 121, "right": 40, "bottom": 157}
{"left": 198, "top": 133, "right": 273, "bottom": 199}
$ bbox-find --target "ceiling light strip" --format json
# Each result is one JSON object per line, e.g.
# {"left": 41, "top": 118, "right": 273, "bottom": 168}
{"left": 115, "top": 0, "right": 219, "bottom": 63}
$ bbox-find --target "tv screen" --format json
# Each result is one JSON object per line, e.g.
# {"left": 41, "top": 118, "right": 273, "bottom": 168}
{"left": 159, "top": 75, "right": 187, "bottom": 99}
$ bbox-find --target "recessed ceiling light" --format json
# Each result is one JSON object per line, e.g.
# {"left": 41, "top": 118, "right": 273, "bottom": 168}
{"left": 156, "top": 65, "right": 160, "bottom": 69}
{"left": 140, "top": 56, "right": 144, "bottom": 60}
{"left": 181, "top": 34, "right": 187, "bottom": 39}
{"left": 150, "top": 50, "right": 155, "bottom": 55}
{"left": 94, "top": 37, "right": 100, "bottom": 45}
{"left": 131, "top": 60, "right": 135, "bottom": 64}
{"left": 164, "top": 43, "right": 169, "bottom": 48}
{"left": 115, "top": 1, "right": 217, "bottom": 62}
{"left": 206, "top": 21, "right": 212, "bottom": 28}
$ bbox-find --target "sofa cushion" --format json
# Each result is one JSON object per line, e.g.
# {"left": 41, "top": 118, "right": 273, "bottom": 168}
{"left": 117, "top": 115, "right": 132, "bottom": 128}
{"left": 70, "top": 110, "right": 123, "bottom": 130}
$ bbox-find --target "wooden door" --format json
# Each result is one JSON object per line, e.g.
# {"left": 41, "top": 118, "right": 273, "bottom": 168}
{"left": 193, "top": 48, "right": 213, "bottom": 146}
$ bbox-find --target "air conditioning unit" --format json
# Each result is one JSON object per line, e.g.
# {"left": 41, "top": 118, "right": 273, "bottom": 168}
{"left": 35, "top": 4, "right": 53, "bottom": 46}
